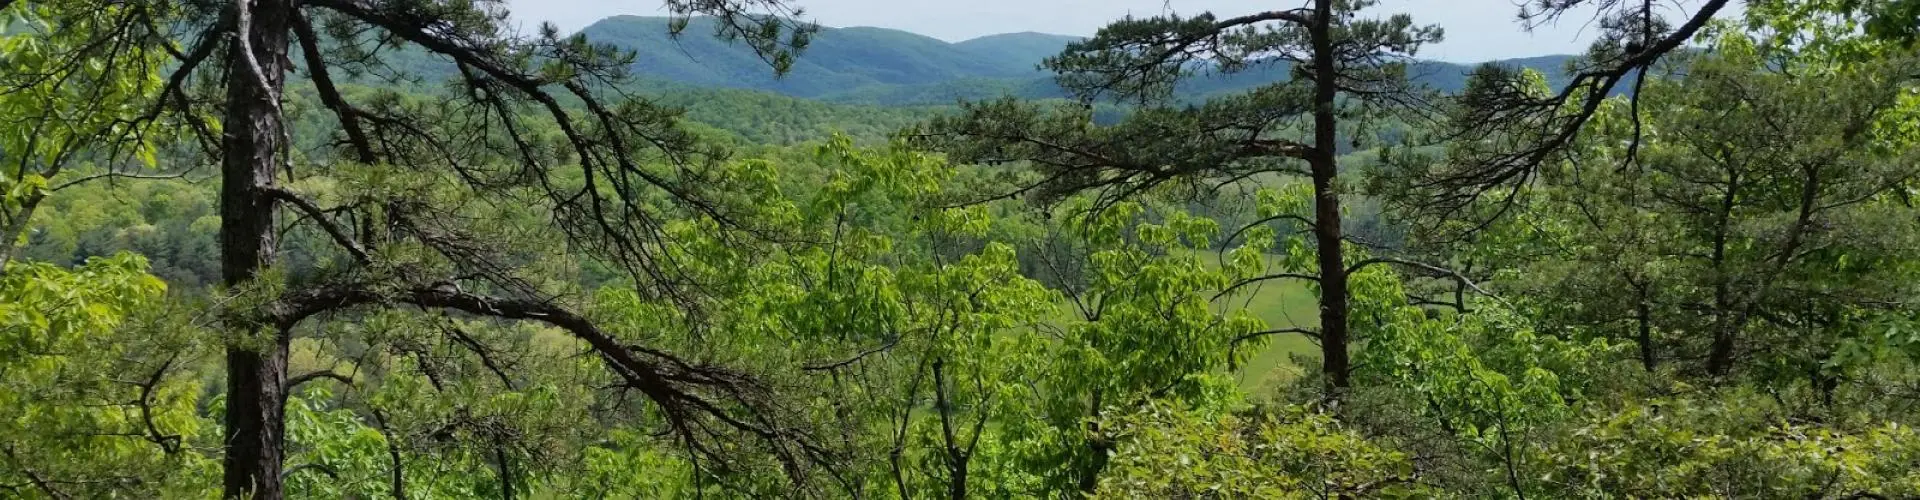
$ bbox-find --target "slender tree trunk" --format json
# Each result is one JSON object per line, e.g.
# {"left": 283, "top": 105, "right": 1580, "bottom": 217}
{"left": 931, "top": 359, "right": 968, "bottom": 500}
{"left": 220, "top": 0, "right": 293, "bottom": 498}
{"left": 0, "top": 194, "right": 45, "bottom": 271}
{"left": 370, "top": 410, "right": 406, "bottom": 500}
{"left": 1723, "top": 166, "right": 1820, "bottom": 379}
{"left": 1307, "top": 0, "right": 1352, "bottom": 392}
{"left": 1076, "top": 389, "right": 1110, "bottom": 494}
{"left": 495, "top": 437, "right": 515, "bottom": 500}
{"left": 1706, "top": 294, "right": 1738, "bottom": 377}
{"left": 1636, "top": 297, "right": 1657, "bottom": 372}
{"left": 1629, "top": 277, "right": 1657, "bottom": 372}
{"left": 1704, "top": 170, "right": 1741, "bottom": 377}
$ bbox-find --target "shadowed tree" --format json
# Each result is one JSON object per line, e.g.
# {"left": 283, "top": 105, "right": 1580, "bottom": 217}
{"left": 1375, "top": 0, "right": 1920, "bottom": 382}
{"left": 1392, "top": 0, "right": 1734, "bottom": 227}
{"left": 1388, "top": 0, "right": 1920, "bottom": 232}
{"left": 3, "top": 0, "right": 824, "bottom": 498}
{"left": 913, "top": 0, "right": 1440, "bottom": 393}
{"left": 1411, "top": 31, "right": 1920, "bottom": 381}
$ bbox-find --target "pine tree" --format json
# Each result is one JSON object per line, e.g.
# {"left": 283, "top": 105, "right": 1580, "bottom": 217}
{"left": 915, "top": 0, "right": 1440, "bottom": 394}
{"left": 7, "top": 1, "right": 817, "bottom": 497}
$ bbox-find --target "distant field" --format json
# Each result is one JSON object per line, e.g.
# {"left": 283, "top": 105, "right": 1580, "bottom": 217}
{"left": 1185, "top": 249, "right": 1320, "bottom": 395}
{"left": 1041, "top": 249, "right": 1321, "bottom": 396}
{"left": 1221, "top": 280, "right": 1319, "bottom": 394}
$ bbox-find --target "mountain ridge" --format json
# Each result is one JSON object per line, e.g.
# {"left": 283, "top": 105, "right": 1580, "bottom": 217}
{"left": 574, "top": 15, "right": 1577, "bottom": 106}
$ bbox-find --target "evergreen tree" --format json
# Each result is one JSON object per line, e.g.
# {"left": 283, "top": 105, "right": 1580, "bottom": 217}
{"left": 914, "top": 0, "right": 1441, "bottom": 393}
{"left": 7, "top": 1, "right": 817, "bottom": 497}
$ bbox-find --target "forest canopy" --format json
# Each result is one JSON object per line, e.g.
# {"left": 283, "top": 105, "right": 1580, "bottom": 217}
{"left": 2, "top": 0, "right": 1919, "bottom": 498}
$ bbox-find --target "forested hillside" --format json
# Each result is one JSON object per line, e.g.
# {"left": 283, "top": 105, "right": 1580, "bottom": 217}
{"left": 951, "top": 32, "right": 1085, "bottom": 65}
{"left": 5, "top": 0, "right": 1920, "bottom": 499}
{"left": 571, "top": 15, "right": 1578, "bottom": 104}
{"left": 579, "top": 16, "right": 1041, "bottom": 96}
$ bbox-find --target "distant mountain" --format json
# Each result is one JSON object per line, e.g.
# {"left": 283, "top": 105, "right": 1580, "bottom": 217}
{"left": 952, "top": 32, "right": 1084, "bottom": 70}
{"left": 573, "top": 16, "right": 1581, "bottom": 106}
{"left": 581, "top": 16, "right": 1040, "bottom": 98}
{"left": 808, "top": 57, "right": 1582, "bottom": 106}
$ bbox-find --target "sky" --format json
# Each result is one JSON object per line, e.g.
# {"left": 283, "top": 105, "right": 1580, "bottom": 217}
{"left": 499, "top": 0, "right": 1730, "bottom": 63}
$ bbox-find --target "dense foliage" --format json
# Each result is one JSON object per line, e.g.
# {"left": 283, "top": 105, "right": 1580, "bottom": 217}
{"left": 566, "top": 14, "right": 1579, "bottom": 105}
{"left": 3, "top": 0, "right": 1919, "bottom": 498}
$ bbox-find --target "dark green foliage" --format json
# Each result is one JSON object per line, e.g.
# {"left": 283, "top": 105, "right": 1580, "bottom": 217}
{"left": 9, "top": 0, "right": 1920, "bottom": 498}
{"left": 559, "top": 15, "right": 1582, "bottom": 106}
{"left": 646, "top": 86, "right": 944, "bottom": 144}
{"left": 949, "top": 31, "right": 1082, "bottom": 69}
{"left": 815, "top": 76, "right": 1062, "bottom": 105}
{"left": 914, "top": 88, "right": 1316, "bottom": 206}
{"left": 19, "top": 177, "right": 222, "bottom": 288}
{"left": 580, "top": 15, "right": 1037, "bottom": 97}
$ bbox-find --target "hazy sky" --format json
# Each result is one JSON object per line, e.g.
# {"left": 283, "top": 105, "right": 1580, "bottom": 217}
{"left": 500, "top": 0, "right": 1730, "bottom": 63}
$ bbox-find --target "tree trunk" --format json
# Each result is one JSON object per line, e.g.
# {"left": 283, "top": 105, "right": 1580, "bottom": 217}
{"left": 1712, "top": 166, "right": 1820, "bottom": 378}
{"left": 1630, "top": 277, "right": 1657, "bottom": 372}
{"left": 0, "top": 193, "right": 45, "bottom": 271}
{"left": 1704, "top": 171, "right": 1740, "bottom": 377}
{"left": 1636, "top": 297, "right": 1657, "bottom": 372}
{"left": 220, "top": 0, "right": 293, "bottom": 498}
{"left": 1307, "top": 0, "right": 1352, "bottom": 392}
{"left": 932, "top": 359, "right": 968, "bottom": 500}
{"left": 1076, "top": 389, "right": 1110, "bottom": 494}
{"left": 495, "top": 437, "right": 515, "bottom": 500}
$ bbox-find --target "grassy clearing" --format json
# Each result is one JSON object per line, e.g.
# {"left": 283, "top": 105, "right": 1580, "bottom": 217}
{"left": 1036, "top": 248, "right": 1322, "bottom": 395}
{"left": 1221, "top": 280, "right": 1318, "bottom": 395}
{"left": 1180, "top": 248, "right": 1319, "bottom": 395}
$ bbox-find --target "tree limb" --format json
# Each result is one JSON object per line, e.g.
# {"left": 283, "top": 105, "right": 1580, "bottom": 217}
{"left": 262, "top": 186, "right": 371, "bottom": 265}
{"left": 51, "top": 169, "right": 197, "bottom": 191}
{"left": 1215, "top": 272, "right": 1319, "bottom": 301}
{"left": 291, "top": 10, "right": 378, "bottom": 164}
{"left": 1347, "top": 257, "right": 1495, "bottom": 298}
{"left": 284, "top": 370, "right": 353, "bottom": 391}
{"left": 1233, "top": 327, "right": 1320, "bottom": 346}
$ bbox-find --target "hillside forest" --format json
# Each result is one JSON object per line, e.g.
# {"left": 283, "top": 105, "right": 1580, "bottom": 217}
{"left": 4, "top": 0, "right": 1920, "bottom": 498}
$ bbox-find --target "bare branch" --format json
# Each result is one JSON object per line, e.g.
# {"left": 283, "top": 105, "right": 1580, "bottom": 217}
{"left": 262, "top": 186, "right": 371, "bottom": 265}
{"left": 1233, "top": 327, "right": 1320, "bottom": 346}
{"left": 1215, "top": 272, "right": 1319, "bottom": 301}
{"left": 1348, "top": 257, "right": 1495, "bottom": 298}
{"left": 269, "top": 280, "right": 831, "bottom": 478}
{"left": 803, "top": 336, "right": 902, "bottom": 372}
{"left": 281, "top": 463, "right": 339, "bottom": 481}
{"left": 50, "top": 169, "right": 198, "bottom": 192}
{"left": 284, "top": 370, "right": 353, "bottom": 391}
{"left": 292, "top": 10, "right": 377, "bottom": 164}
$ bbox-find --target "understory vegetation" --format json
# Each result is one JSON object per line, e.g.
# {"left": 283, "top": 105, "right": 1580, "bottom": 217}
{"left": 3, "top": 0, "right": 1919, "bottom": 498}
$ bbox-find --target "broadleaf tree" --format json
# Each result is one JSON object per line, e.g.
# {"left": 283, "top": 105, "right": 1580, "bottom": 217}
{"left": 913, "top": 0, "right": 1442, "bottom": 393}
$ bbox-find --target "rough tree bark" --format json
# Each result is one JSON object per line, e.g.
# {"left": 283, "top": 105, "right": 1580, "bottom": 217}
{"left": 219, "top": 0, "right": 294, "bottom": 498}
{"left": 1306, "top": 0, "right": 1351, "bottom": 392}
{"left": 0, "top": 195, "right": 44, "bottom": 271}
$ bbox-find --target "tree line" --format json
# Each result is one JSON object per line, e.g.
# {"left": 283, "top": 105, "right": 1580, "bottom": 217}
{"left": 3, "top": 0, "right": 1919, "bottom": 498}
